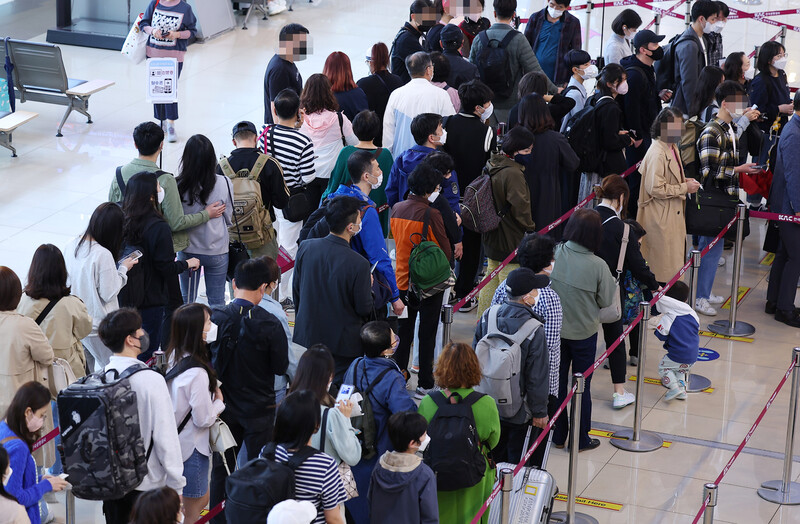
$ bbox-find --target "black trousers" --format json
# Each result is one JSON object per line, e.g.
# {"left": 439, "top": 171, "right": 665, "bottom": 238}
{"left": 529, "top": 395, "right": 559, "bottom": 468}
{"left": 210, "top": 409, "right": 275, "bottom": 524}
{"left": 160, "top": 273, "right": 184, "bottom": 350}
{"left": 767, "top": 222, "right": 800, "bottom": 312}
{"left": 454, "top": 228, "right": 482, "bottom": 298}
{"left": 394, "top": 290, "right": 444, "bottom": 389}
{"left": 103, "top": 490, "right": 142, "bottom": 524}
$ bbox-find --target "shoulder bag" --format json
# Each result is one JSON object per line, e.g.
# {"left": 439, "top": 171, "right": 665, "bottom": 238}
{"left": 598, "top": 220, "right": 629, "bottom": 324}
{"left": 35, "top": 296, "right": 78, "bottom": 397}
{"left": 270, "top": 126, "right": 313, "bottom": 222}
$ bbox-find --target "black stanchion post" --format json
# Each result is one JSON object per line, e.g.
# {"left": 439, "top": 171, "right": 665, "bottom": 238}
{"left": 758, "top": 347, "right": 800, "bottom": 504}
{"left": 710, "top": 204, "right": 756, "bottom": 336}
{"left": 611, "top": 302, "right": 664, "bottom": 452}
{"left": 441, "top": 304, "right": 453, "bottom": 348}
{"left": 687, "top": 249, "right": 712, "bottom": 392}
{"left": 550, "top": 374, "right": 598, "bottom": 524}
{"left": 703, "top": 483, "right": 718, "bottom": 524}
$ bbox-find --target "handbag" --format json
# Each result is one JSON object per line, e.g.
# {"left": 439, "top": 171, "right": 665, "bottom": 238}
{"left": 320, "top": 408, "right": 358, "bottom": 500}
{"left": 225, "top": 176, "right": 250, "bottom": 281}
{"left": 684, "top": 183, "right": 749, "bottom": 242}
{"left": 269, "top": 126, "right": 313, "bottom": 222}
{"left": 120, "top": 0, "right": 158, "bottom": 64}
{"left": 209, "top": 418, "right": 237, "bottom": 474}
{"left": 598, "top": 220, "right": 628, "bottom": 324}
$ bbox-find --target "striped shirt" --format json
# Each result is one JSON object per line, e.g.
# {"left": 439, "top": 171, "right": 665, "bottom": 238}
{"left": 273, "top": 445, "right": 347, "bottom": 523}
{"left": 259, "top": 124, "right": 316, "bottom": 189}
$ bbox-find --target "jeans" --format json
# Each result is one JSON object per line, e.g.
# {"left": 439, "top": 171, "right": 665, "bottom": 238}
{"left": 697, "top": 235, "right": 724, "bottom": 300}
{"left": 766, "top": 222, "right": 800, "bottom": 312}
{"left": 153, "top": 61, "right": 182, "bottom": 121}
{"left": 139, "top": 306, "right": 165, "bottom": 362}
{"left": 553, "top": 334, "right": 598, "bottom": 449}
{"left": 178, "top": 252, "right": 229, "bottom": 306}
{"left": 395, "top": 290, "right": 444, "bottom": 389}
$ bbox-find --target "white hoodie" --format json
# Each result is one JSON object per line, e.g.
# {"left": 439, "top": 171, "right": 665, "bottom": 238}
{"left": 300, "top": 110, "right": 357, "bottom": 183}
{"left": 655, "top": 295, "right": 699, "bottom": 336}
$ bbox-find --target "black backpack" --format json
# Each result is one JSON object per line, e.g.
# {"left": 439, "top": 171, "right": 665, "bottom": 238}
{"left": 225, "top": 443, "right": 319, "bottom": 523}
{"left": 423, "top": 390, "right": 487, "bottom": 491}
{"left": 563, "top": 96, "right": 614, "bottom": 173}
{"left": 653, "top": 32, "right": 696, "bottom": 92}
{"left": 351, "top": 359, "right": 393, "bottom": 460}
{"left": 476, "top": 30, "right": 517, "bottom": 99}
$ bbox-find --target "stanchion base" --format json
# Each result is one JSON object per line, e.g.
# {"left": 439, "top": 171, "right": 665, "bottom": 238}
{"left": 758, "top": 480, "right": 800, "bottom": 505}
{"left": 686, "top": 374, "right": 712, "bottom": 393}
{"left": 550, "top": 511, "right": 600, "bottom": 524}
{"left": 609, "top": 429, "right": 663, "bottom": 452}
{"left": 708, "top": 320, "right": 756, "bottom": 337}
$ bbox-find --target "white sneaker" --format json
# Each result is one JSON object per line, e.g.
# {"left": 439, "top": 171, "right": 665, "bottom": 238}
{"left": 665, "top": 387, "right": 686, "bottom": 401}
{"left": 268, "top": 0, "right": 287, "bottom": 15}
{"left": 718, "top": 256, "right": 726, "bottom": 267}
{"left": 695, "top": 298, "right": 717, "bottom": 316}
{"left": 167, "top": 125, "right": 177, "bottom": 143}
{"left": 708, "top": 293, "right": 725, "bottom": 304}
{"left": 612, "top": 391, "right": 635, "bottom": 409}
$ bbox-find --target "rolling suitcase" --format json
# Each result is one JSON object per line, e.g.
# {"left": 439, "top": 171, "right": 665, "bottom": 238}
{"left": 488, "top": 426, "right": 558, "bottom": 524}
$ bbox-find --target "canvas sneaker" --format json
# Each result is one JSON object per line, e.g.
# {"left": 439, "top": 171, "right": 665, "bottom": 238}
{"left": 708, "top": 293, "right": 725, "bottom": 304}
{"left": 665, "top": 387, "right": 685, "bottom": 401}
{"left": 695, "top": 298, "right": 717, "bottom": 316}
{"left": 167, "top": 125, "right": 177, "bottom": 143}
{"left": 458, "top": 296, "right": 478, "bottom": 312}
{"left": 612, "top": 391, "right": 635, "bottom": 409}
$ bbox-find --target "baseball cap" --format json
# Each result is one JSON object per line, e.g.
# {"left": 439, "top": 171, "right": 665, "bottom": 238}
{"left": 232, "top": 121, "right": 257, "bottom": 138}
{"left": 505, "top": 268, "right": 550, "bottom": 297}
{"left": 632, "top": 30, "right": 665, "bottom": 51}
{"left": 440, "top": 24, "right": 464, "bottom": 48}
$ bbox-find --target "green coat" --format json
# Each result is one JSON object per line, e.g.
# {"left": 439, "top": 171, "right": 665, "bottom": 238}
{"left": 418, "top": 388, "right": 501, "bottom": 524}
{"left": 108, "top": 158, "right": 209, "bottom": 253}
{"left": 549, "top": 241, "right": 616, "bottom": 340}
{"left": 322, "top": 145, "right": 393, "bottom": 237}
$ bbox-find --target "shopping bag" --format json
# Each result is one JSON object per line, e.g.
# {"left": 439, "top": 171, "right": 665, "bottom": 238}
{"left": 121, "top": 13, "right": 148, "bottom": 64}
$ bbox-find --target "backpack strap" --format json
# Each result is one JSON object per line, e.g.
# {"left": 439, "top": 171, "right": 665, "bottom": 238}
{"left": 460, "top": 391, "right": 485, "bottom": 407}
{"left": 420, "top": 205, "right": 433, "bottom": 242}
{"left": 286, "top": 445, "right": 319, "bottom": 470}
{"left": 498, "top": 30, "right": 516, "bottom": 49}
{"left": 163, "top": 356, "right": 205, "bottom": 383}
{"left": 218, "top": 156, "right": 236, "bottom": 178}
{"left": 615, "top": 223, "right": 630, "bottom": 279}
{"left": 337, "top": 111, "right": 346, "bottom": 147}
{"left": 487, "top": 305, "right": 500, "bottom": 334}
{"left": 0, "top": 436, "right": 21, "bottom": 446}
{"left": 261, "top": 442, "right": 278, "bottom": 460}
{"left": 507, "top": 316, "right": 542, "bottom": 346}
{"left": 35, "top": 296, "right": 63, "bottom": 325}
{"left": 430, "top": 390, "right": 449, "bottom": 409}
{"left": 250, "top": 154, "right": 269, "bottom": 181}
{"left": 319, "top": 407, "right": 330, "bottom": 453}
{"left": 115, "top": 167, "right": 126, "bottom": 197}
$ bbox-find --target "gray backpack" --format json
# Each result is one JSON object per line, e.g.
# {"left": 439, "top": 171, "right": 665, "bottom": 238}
{"left": 474, "top": 305, "right": 541, "bottom": 419}
{"left": 57, "top": 364, "right": 158, "bottom": 500}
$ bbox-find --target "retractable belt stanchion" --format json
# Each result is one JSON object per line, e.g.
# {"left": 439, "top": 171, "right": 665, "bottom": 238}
{"left": 65, "top": 489, "right": 75, "bottom": 524}
{"left": 499, "top": 469, "right": 513, "bottom": 524}
{"left": 758, "top": 347, "right": 800, "bottom": 504}
{"left": 441, "top": 304, "right": 453, "bottom": 348}
{"left": 703, "top": 483, "right": 718, "bottom": 524}
{"left": 686, "top": 249, "right": 712, "bottom": 392}
{"left": 583, "top": 1, "right": 593, "bottom": 53}
{"left": 781, "top": 26, "right": 788, "bottom": 46}
{"left": 654, "top": 13, "right": 662, "bottom": 34}
{"left": 709, "top": 204, "right": 756, "bottom": 337}
{"left": 551, "top": 374, "right": 598, "bottom": 524}
{"left": 611, "top": 302, "right": 664, "bottom": 452}
{"left": 685, "top": 0, "right": 692, "bottom": 27}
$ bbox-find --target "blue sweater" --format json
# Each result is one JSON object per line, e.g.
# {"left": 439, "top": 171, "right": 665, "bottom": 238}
{"left": 331, "top": 184, "right": 400, "bottom": 301}
{"left": 0, "top": 421, "right": 51, "bottom": 524}
{"left": 654, "top": 314, "right": 700, "bottom": 364}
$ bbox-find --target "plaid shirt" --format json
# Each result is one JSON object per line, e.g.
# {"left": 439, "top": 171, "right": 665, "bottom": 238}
{"left": 697, "top": 117, "right": 739, "bottom": 193}
{"left": 492, "top": 281, "right": 561, "bottom": 396}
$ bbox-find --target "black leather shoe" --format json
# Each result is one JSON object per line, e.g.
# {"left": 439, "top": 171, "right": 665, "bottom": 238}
{"left": 553, "top": 442, "right": 566, "bottom": 449}
{"left": 579, "top": 438, "right": 601, "bottom": 452}
{"left": 766, "top": 300, "right": 777, "bottom": 315}
{"left": 776, "top": 310, "right": 800, "bottom": 328}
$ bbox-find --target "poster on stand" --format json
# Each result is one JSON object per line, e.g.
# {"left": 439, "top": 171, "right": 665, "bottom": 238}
{"left": 145, "top": 57, "right": 178, "bottom": 104}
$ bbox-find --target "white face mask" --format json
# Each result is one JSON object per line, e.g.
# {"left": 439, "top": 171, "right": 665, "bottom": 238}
{"left": 547, "top": 6, "right": 563, "bottom": 19}
{"left": 204, "top": 322, "right": 218, "bottom": 344}
{"left": 480, "top": 102, "right": 494, "bottom": 123}
{"left": 436, "top": 129, "right": 447, "bottom": 145}
{"left": 744, "top": 66, "right": 755, "bottom": 80}
{"left": 702, "top": 20, "right": 714, "bottom": 34}
{"left": 157, "top": 187, "right": 165, "bottom": 204}
{"left": 350, "top": 221, "right": 362, "bottom": 235}
{"left": 428, "top": 191, "right": 440, "bottom": 203}
{"left": 417, "top": 433, "right": 431, "bottom": 453}
{"left": 624, "top": 27, "right": 637, "bottom": 40}
{"left": 2, "top": 467, "right": 11, "bottom": 486}
{"left": 579, "top": 64, "right": 598, "bottom": 79}
{"left": 26, "top": 412, "right": 44, "bottom": 433}
{"left": 543, "top": 260, "right": 554, "bottom": 275}
{"left": 615, "top": 80, "right": 629, "bottom": 95}
{"left": 369, "top": 173, "right": 384, "bottom": 190}
{"left": 774, "top": 57, "right": 788, "bottom": 70}
{"left": 712, "top": 20, "right": 726, "bottom": 33}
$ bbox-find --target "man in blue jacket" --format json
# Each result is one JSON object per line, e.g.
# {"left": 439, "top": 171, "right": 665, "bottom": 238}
{"left": 386, "top": 113, "right": 442, "bottom": 206}
{"left": 330, "top": 150, "right": 405, "bottom": 318}
{"left": 524, "top": 0, "right": 582, "bottom": 85}
{"left": 766, "top": 91, "right": 800, "bottom": 327}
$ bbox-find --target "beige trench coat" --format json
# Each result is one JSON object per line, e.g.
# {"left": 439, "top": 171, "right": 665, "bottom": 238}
{"left": 637, "top": 139, "right": 690, "bottom": 283}
{"left": 0, "top": 311, "right": 56, "bottom": 467}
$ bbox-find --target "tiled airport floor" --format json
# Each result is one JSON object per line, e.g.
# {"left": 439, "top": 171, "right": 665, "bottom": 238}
{"left": 5, "top": 0, "right": 800, "bottom": 522}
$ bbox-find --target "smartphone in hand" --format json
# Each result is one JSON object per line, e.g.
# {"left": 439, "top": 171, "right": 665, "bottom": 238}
{"left": 336, "top": 384, "right": 355, "bottom": 404}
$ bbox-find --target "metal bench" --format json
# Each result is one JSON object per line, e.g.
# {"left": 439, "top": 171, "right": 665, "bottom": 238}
{"left": 5, "top": 38, "right": 114, "bottom": 136}
{"left": 0, "top": 110, "right": 38, "bottom": 157}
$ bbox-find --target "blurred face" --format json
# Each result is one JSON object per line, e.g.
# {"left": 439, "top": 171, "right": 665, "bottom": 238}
{"left": 723, "top": 94, "right": 747, "bottom": 115}
{"left": 660, "top": 117, "right": 683, "bottom": 143}
{"left": 451, "top": 0, "right": 484, "bottom": 18}
{"left": 280, "top": 33, "right": 311, "bottom": 61}
{"left": 412, "top": 7, "right": 440, "bottom": 29}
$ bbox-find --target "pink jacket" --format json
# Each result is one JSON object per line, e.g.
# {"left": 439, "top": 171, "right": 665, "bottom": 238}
{"left": 300, "top": 111, "right": 358, "bottom": 181}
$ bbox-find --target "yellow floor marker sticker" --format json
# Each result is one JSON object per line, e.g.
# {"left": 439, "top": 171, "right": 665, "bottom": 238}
{"left": 554, "top": 493, "right": 624, "bottom": 511}
{"left": 288, "top": 321, "right": 295, "bottom": 327}
{"left": 588, "top": 428, "right": 672, "bottom": 448}
{"left": 628, "top": 376, "right": 714, "bottom": 394}
{"left": 699, "top": 330, "right": 754, "bottom": 343}
{"left": 721, "top": 286, "right": 751, "bottom": 309}
{"left": 760, "top": 252, "right": 775, "bottom": 266}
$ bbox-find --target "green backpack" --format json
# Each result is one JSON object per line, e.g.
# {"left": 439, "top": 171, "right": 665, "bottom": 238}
{"left": 409, "top": 206, "right": 454, "bottom": 300}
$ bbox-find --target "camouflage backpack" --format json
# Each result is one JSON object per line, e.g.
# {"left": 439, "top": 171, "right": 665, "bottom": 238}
{"left": 57, "top": 365, "right": 158, "bottom": 500}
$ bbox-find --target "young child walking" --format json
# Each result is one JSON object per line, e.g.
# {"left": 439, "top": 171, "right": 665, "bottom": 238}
{"left": 654, "top": 281, "right": 700, "bottom": 400}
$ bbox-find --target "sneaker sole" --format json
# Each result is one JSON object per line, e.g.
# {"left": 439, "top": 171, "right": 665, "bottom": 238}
{"left": 458, "top": 303, "right": 478, "bottom": 313}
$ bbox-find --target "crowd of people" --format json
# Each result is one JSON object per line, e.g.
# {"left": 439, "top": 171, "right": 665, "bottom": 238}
{"left": 2, "top": 0, "right": 800, "bottom": 522}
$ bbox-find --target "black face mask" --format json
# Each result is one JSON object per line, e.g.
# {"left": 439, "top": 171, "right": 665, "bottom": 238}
{"left": 649, "top": 46, "right": 665, "bottom": 61}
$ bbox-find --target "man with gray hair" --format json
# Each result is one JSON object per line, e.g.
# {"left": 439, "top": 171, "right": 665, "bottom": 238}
{"left": 383, "top": 51, "right": 456, "bottom": 156}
